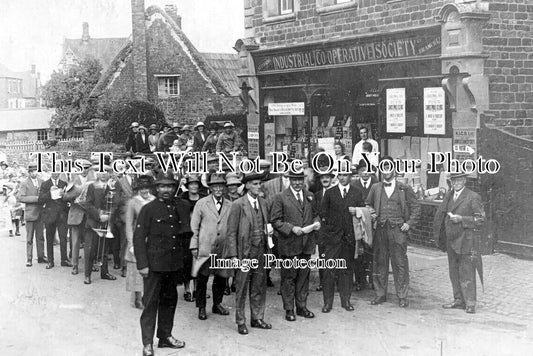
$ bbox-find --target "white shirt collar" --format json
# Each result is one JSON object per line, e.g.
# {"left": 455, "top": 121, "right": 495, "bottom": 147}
{"left": 454, "top": 187, "right": 465, "bottom": 197}
{"left": 247, "top": 193, "right": 258, "bottom": 206}
{"left": 338, "top": 183, "right": 350, "bottom": 194}
{"left": 213, "top": 195, "right": 223, "bottom": 204}
{"left": 289, "top": 186, "right": 302, "bottom": 200}
{"left": 361, "top": 178, "right": 370, "bottom": 188}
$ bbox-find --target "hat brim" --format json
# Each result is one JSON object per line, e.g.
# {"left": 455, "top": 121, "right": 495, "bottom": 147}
{"left": 155, "top": 179, "right": 178, "bottom": 186}
{"left": 449, "top": 173, "right": 468, "bottom": 179}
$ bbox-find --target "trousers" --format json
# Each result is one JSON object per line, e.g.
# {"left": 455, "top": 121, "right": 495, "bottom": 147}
{"left": 447, "top": 246, "right": 476, "bottom": 307}
{"left": 45, "top": 218, "right": 68, "bottom": 263}
{"left": 322, "top": 241, "right": 355, "bottom": 306}
{"left": 140, "top": 271, "right": 180, "bottom": 346}
{"left": 373, "top": 222, "right": 409, "bottom": 299}
{"left": 280, "top": 253, "right": 310, "bottom": 311}
{"left": 26, "top": 220, "right": 45, "bottom": 261}
{"left": 234, "top": 246, "right": 266, "bottom": 325}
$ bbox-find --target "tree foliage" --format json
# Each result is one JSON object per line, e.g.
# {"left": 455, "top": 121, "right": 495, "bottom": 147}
{"left": 105, "top": 100, "right": 167, "bottom": 144}
{"left": 42, "top": 58, "right": 103, "bottom": 129}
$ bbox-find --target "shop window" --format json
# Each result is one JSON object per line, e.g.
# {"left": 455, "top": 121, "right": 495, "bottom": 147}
{"left": 37, "top": 130, "right": 48, "bottom": 141}
{"left": 263, "top": 0, "right": 297, "bottom": 23}
{"left": 72, "top": 130, "right": 84, "bottom": 139}
{"left": 316, "top": 0, "right": 357, "bottom": 14}
{"left": 156, "top": 75, "right": 180, "bottom": 98}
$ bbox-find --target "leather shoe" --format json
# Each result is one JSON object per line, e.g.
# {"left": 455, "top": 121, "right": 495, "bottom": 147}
{"left": 26, "top": 260, "right": 32, "bottom": 267}
{"left": 442, "top": 300, "right": 466, "bottom": 309}
{"left": 37, "top": 257, "right": 48, "bottom": 264}
{"left": 322, "top": 304, "right": 332, "bottom": 313}
{"left": 251, "top": 319, "right": 272, "bottom": 329}
{"left": 237, "top": 324, "right": 248, "bottom": 335}
{"left": 212, "top": 304, "right": 229, "bottom": 315}
{"left": 71, "top": 266, "right": 79, "bottom": 275}
{"left": 142, "top": 344, "right": 154, "bottom": 356}
{"left": 121, "top": 267, "right": 127, "bottom": 278}
{"left": 342, "top": 302, "right": 355, "bottom": 311}
{"left": 267, "top": 277, "right": 274, "bottom": 287}
{"left": 399, "top": 299, "right": 409, "bottom": 308}
{"left": 371, "top": 296, "right": 386, "bottom": 305}
{"left": 184, "top": 292, "right": 193, "bottom": 302}
{"left": 46, "top": 262, "right": 54, "bottom": 269}
{"left": 465, "top": 306, "right": 476, "bottom": 314}
{"left": 158, "top": 336, "right": 185, "bottom": 349}
{"left": 84, "top": 277, "right": 91, "bottom": 285}
{"left": 285, "top": 310, "right": 296, "bottom": 321}
{"left": 198, "top": 307, "right": 207, "bottom": 320}
{"left": 61, "top": 260, "right": 73, "bottom": 267}
{"left": 101, "top": 272, "right": 116, "bottom": 280}
{"left": 296, "top": 307, "right": 315, "bottom": 318}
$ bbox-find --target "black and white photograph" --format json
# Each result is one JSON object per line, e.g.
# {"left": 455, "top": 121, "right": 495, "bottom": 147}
{"left": 1, "top": 0, "right": 532, "bottom": 355}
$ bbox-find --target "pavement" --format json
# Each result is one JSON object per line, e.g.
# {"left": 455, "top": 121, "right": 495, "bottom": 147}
{"left": 1, "top": 228, "right": 533, "bottom": 356}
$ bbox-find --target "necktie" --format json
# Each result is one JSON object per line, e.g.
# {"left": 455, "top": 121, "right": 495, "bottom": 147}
{"left": 253, "top": 200, "right": 258, "bottom": 214}
{"left": 384, "top": 182, "right": 392, "bottom": 187}
{"left": 454, "top": 192, "right": 459, "bottom": 201}
{"left": 216, "top": 198, "right": 222, "bottom": 213}
{"left": 343, "top": 188, "right": 347, "bottom": 199}
{"left": 296, "top": 192, "right": 303, "bottom": 206}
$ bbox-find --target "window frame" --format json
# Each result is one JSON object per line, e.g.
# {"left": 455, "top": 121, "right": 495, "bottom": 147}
{"left": 316, "top": 0, "right": 357, "bottom": 15}
{"left": 155, "top": 74, "right": 181, "bottom": 98}
{"left": 279, "top": 0, "right": 294, "bottom": 15}
{"left": 37, "top": 130, "right": 48, "bottom": 141}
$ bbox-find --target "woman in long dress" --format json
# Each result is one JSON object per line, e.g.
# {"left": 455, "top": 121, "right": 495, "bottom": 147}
{"left": 124, "top": 176, "right": 155, "bottom": 309}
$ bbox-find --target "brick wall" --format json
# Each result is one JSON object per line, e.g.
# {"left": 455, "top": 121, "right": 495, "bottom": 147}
{"left": 408, "top": 202, "right": 438, "bottom": 249}
{"left": 483, "top": 1, "right": 533, "bottom": 139}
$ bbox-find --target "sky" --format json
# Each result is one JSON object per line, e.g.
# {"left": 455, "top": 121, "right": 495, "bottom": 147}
{"left": 0, "top": 0, "right": 244, "bottom": 82}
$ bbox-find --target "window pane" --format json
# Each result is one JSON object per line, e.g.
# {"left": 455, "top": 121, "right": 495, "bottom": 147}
{"left": 280, "top": 0, "right": 293, "bottom": 14}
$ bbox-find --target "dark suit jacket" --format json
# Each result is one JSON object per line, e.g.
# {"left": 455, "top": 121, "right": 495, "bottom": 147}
{"left": 352, "top": 177, "right": 378, "bottom": 200}
{"left": 62, "top": 178, "right": 86, "bottom": 226}
{"left": 433, "top": 188, "right": 485, "bottom": 254}
{"left": 135, "top": 133, "right": 151, "bottom": 153}
{"left": 39, "top": 178, "right": 68, "bottom": 225}
{"left": 17, "top": 177, "right": 43, "bottom": 221}
{"left": 226, "top": 195, "right": 270, "bottom": 259}
{"left": 365, "top": 181, "right": 421, "bottom": 229}
{"left": 320, "top": 184, "right": 364, "bottom": 249}
{"left": 271, "top": 188, "right": 319, "bottom": 256}
{"left": 193, "top": 131, "right": 207, "bottom": 152}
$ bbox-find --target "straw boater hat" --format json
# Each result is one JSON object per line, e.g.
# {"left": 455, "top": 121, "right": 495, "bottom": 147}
{"left": 131, "top": 122, "right": 139, "bottom": 128}
{"left": 225, "top": 172, "right": 242, "bottom": 186}
{"left": 208, "top": 173, "right": 226, "bottom": 186}
{"left": 223, "top": 122, "right": 234, "bottom": 128}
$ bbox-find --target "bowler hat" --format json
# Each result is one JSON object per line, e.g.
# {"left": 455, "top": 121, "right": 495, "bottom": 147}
{"left": 208, "top": 173, "right": 226, "bottom": 186}
{"left": 316, "top": 167, "right": 335, "bottom": 178}
{"left": 27, "top": 164, "right": 38, "bottom": 171}
{"left": 286, "top": 166, "right": 305, "bottom": 179}
{"left": 242, "top": 171, "right": 268, "bottom": 183}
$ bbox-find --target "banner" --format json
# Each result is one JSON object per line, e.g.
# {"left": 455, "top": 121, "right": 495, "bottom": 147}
{"left": 424, "top": 87, "right": 446, "bottom": 135}
{"left": 386, "top": 88, "right": 405, "bottom": 133}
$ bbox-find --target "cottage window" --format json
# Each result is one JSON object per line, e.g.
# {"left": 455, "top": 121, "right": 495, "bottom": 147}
{"left": 156, "top": 75, "right": 180, "bottom": 98}
{"left": 72, "top": 130, "right": 84, "bottom": 139}
{"left": 37, "top": 130, "right": 48, "bottom": 141}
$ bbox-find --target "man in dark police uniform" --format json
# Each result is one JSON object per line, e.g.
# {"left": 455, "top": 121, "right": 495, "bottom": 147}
{"left": 133, "top": 177, "right": 186, "bottom": 356}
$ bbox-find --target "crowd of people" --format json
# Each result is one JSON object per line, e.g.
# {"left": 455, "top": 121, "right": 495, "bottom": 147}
{"left": 3, "top": 121, "right": 485, "bottom": 356}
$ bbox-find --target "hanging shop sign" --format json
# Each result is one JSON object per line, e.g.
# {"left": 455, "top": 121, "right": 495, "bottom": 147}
{"left": 268, "top": 102, "right": 305, "bottom": 116}
{"left": 386, "top": 88, "right": 406, "bottom": 133}
{"left": 424, "top": 87, "right": 446, "bottom": 135}
{"left": 254, "top": 27, "right": 441, "bottom": 75}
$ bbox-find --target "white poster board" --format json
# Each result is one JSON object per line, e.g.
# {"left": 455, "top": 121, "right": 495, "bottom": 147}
{"left": 268, "top": 102, "right": 305, "bottom": 116}
{"left": 424, "top": 87, "right": 446, "bottom": 135}
{"left": 317, "top": 137, "right": 336, "bottom": 158}
{"left": 386, "top": 88, "right": 406, "bottom": 133}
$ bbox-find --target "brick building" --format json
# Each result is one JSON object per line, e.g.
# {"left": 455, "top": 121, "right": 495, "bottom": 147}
{"left": 58, "top": 23, "right": 128, "bottom": 74}
{"left": 235, "top": 0, "right": 533, "bottom": 255}
{"left": 0, "top": 63, "right": 41, "bottom": 109}
{"left": 90, "top": 1, "right": 244, "bottom": 127}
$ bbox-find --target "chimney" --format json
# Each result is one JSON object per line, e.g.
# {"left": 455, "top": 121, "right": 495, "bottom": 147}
{"left": 131, "top": 0, "right": 148, "bottom": 100}
{"left": 164, "top": 4, "right": 181, "bottom": 28}
{"left": 82, "top": 22, "right": 90, "bottom": 42}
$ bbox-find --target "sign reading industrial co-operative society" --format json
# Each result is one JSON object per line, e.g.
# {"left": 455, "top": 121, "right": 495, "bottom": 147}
{"left": 253, "top": 27, "right": 441, "bottom": 75}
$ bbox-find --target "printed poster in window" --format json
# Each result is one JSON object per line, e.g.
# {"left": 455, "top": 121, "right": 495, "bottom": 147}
{"left": 386, "top": 88, "right": 406, "bottom": 133}
{"left": 424, "top": 87, "right": 445, "bottom": 135}
{"left": 264, "top": 123, "right": 275, "bottom": 158}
